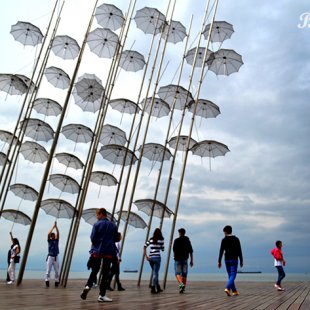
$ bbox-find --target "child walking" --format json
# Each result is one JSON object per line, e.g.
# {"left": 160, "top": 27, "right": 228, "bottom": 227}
{"left": 271, "top": 240, "right": 286, "bottom": 291}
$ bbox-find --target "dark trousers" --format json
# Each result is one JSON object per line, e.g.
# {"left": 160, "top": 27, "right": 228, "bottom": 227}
{"left": 86, "top": 257, "right": 112, "bottom": 297}
{"left": 276, "top": 266, "right": 285, "bottom": 286}
{"left": 108, "top": 257, "right": 121, "bottom": 286}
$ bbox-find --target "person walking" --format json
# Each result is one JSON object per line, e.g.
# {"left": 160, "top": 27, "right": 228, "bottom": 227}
{"left": 218, "top": 225, "right": 243, "bottom": 296}
{"left": 45, "top": 221, "right": 60, "bottom": 287}
{"left": 7, "top": 232, "right": 21, "bottom": 284}
{"left": 271, "top": 240, "right": 286, "bottom": 291}
{"left": 173, "top": 228, "right": 193, "bottom": 293}
{"left": 144, "top": 228, "right": 164, "bottom": 294}
{"left": 80, "top": 208, "right": 118, "bottom": 303}
{"left": 107, "top": 232, "right": 125, "bottom": 291}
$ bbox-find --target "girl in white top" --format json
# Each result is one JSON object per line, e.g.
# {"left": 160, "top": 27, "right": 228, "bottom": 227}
{"left": 7, "top": 232, "right": 21, "bottom": 284}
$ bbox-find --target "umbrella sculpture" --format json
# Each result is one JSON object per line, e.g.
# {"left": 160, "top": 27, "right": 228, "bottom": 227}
{"left": 116, "top": 210, "right": 147, "bottom": 229}
{"left": 0, "top": 209, "right": 31, "bottom": 226}
{"left": 187, "top": 99, "right": 221, "bottom": 119}
{"left": 0, "top": 130, "right": 20, "bottom": 147}
{"left": 72, "top": 73, "right": 104, "bottom": 113}
{"left": 15, "top": 74, "right": 36, "bottom": 93}
{"left": 9, "top": 183, "right": 38, "bottom": 202}
{"left": 119, "top": 50, "right": 146, "bottom": 72}
{"left": 134, "top": 7, "right": 166, "bottom": 35}
{"left": 185, "top": 46, "right": 213, "bottom": 68}
{"left": 0, "top": 152, "right": 10, "bottom": 166}
{"left": 190, "top": 140, "right": 230, "bottom": 170}
{"left": 20, "top": 118, "right": 54, "bottom": 142}
{"left": 158, "top": 84, "right": 193, "bottom": 110}
{"left": 168, "top": 135, "right": 197, "bottom": 152}
{"left": 163, "top": 20, "right": 187, "bottom": 44}
{"left": 82, "top": 208, "right": 116, "bottom": 225}
{"left": 207, "top": 48, "right": 243, "bottom": 76}
{"left": 55, "top": 152, "right": 84, "bottom": 170}
{"left": 95, "top": 3, "right": 125, "bottom": 31}
{"left": 41, "top": 198, "right": 75, "bottom": 219}
{"left": 0, "top": 74, "right": 28, "bottom": 96}
{"left": 203, "top": 21, "right": 234, "bottom": 43}
{"left": 19, "top": 141, "right": 49, "bottom": 164}
{"left": 87, "top": 28, "right": 119, "bottom": 59}
{"left": 49, "top": 173, "right": 80, "bottom": 194}
{"left": 44, "top": 66, "right": 70, "bottom": 89}
{"left": 138, "top": 142, "right": 172, "bottom": 163}
{"left": 51, "top": 35, "right": 80, "bottom": 60}
{"left": 109, "top": 98, "right": 140, "bottom": 115}
{"left": 99, "top": 145, "right": 138, "bottom": 166}
{"left": 10, "top": 21, "right": 43, "bottom": 46}
{"left": 90, "top": 171, "right": 118, "bottom": 197}
{"left": 140, "top": 97, "right": 170, "bottom": 118}
{"left": 134, "top": 199, "right": 173, "bottom": 218}
{"left": 32, "top": 98, "right": 62, "bottom": 117}
{"left": 99, "top": 124, "right": 127, "bottom": 146}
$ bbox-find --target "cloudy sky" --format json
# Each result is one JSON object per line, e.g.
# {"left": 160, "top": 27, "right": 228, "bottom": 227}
{"left": 0, "top": 0, "right": 309, "bottom": 280}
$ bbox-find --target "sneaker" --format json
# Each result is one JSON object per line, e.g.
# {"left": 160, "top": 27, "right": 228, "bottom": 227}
{"left": 98, "top": 295, "right": 112, "bottom": 302}
{"left": 225, "top": 288, "right": 231, "bottom": 296}
{"left": 45, "top": 281, "right": 49, "bottom": 287}
{"left": 55, "top": 282, "right": 59, "bottom": 287}
{"left": 80, "top": 286, "right": 90, "bottom": 300}
{"left": 7, "top": 281, "right": 14, "bottom": 285}
{"left": 278, "top": 287, "right": 285, "bottom": 291}
{"left": 232, "top": 291, "right": 239, "bottom": 296}
{"left": 179, "top": 283, "right": 185, "bottom": 293}
{"left": 274, "top": 284, "right": 281, "bottom": 290}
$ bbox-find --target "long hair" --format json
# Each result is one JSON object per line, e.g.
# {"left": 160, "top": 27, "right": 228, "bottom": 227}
{"left": 152, "top": 228, "right": 164, "bottom": 244}
{"left": 13, "top": 238, "right": 21, "bottom": 253}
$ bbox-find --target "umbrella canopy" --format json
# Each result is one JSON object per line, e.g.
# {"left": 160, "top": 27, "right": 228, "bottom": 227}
{"left": 134, "top": 7, "right": 166, "bottom": 35}
{"left": 109, "top": 98, "right": 140, "bottom": 115}
{"left": 95, "top": 3, "right": 125, "bottom": 31}
{"left": 140, "top": 97, "right": 170, "bottom": 118}
{"left": 33, "top": 98, "right": 62, "bottom": 117}
{"left": 15, "top": 74, "right": 36, "bottom": 93}
{"left": 20, "top": 118, "right": 54, "bottom": 142}
{"left": 119, "top": 50, "right": 146, "bottom": 72}
{"left": 61, "top": 123, "right": 94, "bottom": 144}
{"left": 0, "top": 130, "right": 20, "bottom": 146}
{"left": 0, "top": 209, "right": 31, "bottom": 225}
{"left": 87, "top": 27, "right": 119, "bottom": 59}
{"left": 187, "top": 99, "right": 220, "bottom": 118}
{"left": 49, "top": 173, "right": 80, "bottom": 194}
{"left": 100, "top": 124, "right": 127, "bottom": 146}
{"left": 20, "top": 141, "right": 48, "bottom": 164}
{"left": 185, "top": 46, "right": 213, "bottom": 68}
{"left": 82, "top": 208, "right": 116, "bottom": 225}
{"left": 10, "top": 21, "right": 43, "bottom": 46}
{"left": 203, "top": 21, "right": 234, "bottom": 43}
{"left": 168, "top": 135, "right": 197, "bottom": 152}
{"left": 99, "top": 144, "right": 138, "bottom": 166}
{"left": 44, "top": 66, "right": 70, "bottom": 89}
{"left": 158, "top": 84, "right": 193, "bottom": 110}
{"left": 207, "top": 49, "right": 243, "bottom": 76}
{"left": 134, "top": 199, "right": 173, "bottom": 218}
{"left": 163, "top": 20, "right": 187, "bottom": 44}
{"left": 41, "top": 198, "right": 75, "bottom": 219}
{"left": 0, "top": 152, "right": 9, "bottom": 166}
{"left": 51, "top": 35, "right": 80, "bottom": 60}
{"left": 117, "top": 210, "right": 147, "bottom": 229}
{"left": 90, "top": 171, "right": 118, "bottom": 186}
{"left": 55, "top": 152, "right": 84, "bottom": 170}
{"left": 190, "top": 140, "right": 230, "bottom": 158}
{"left": 73, "top": 73, "right": 104, "bottom": 113}
{"left": 138, "top": 143, "right": 172, "bottom": 162}
{"left": 0, "top": 74, "right": 28, "bottom": 96}
{"left": 9, "top": 183, "right": 38, "bottom": 201}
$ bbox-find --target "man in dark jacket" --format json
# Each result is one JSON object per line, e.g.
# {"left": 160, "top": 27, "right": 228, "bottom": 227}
{"left": 218, "top": 225, "right": 243, "bottom": 296}
{"left": 80, "top": 208, "right": 118, "bottom": 303}
{"left": 173, "top": 228, "right": 193, "bottom": 293}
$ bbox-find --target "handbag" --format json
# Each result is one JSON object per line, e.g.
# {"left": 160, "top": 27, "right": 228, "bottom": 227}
{"left": 14, "top": 256, "right": 20, "bottom": 263}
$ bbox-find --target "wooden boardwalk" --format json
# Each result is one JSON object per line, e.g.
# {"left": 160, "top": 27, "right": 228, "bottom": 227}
{"left": 0, "top": 280, "right": 309, "bottom": 309}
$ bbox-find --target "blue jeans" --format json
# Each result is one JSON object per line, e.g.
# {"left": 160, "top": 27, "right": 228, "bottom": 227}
{"left": 225, "top": 260, "right": 238, "bottom": 292}
{"left": 276, "top": 266, "right": 285, "bottom": 286}
{"left": 149, "top": 257, "right": 161, "bottom": 287}
{"left": 174, "top": 260, "right": 188, "bottom": 278}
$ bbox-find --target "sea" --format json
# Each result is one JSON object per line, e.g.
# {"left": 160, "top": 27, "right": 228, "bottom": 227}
{"left": 1, "top": 269, "right": 309, "bottom": 282}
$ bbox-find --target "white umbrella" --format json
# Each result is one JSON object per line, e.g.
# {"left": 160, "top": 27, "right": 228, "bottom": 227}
{"left": 82, "top": 208, "right": 116, "bottom": 225}
{"left": 119, "top": 50, "right": 146, "bottom": 72}
{"left": 52, "top": 35, "right": 80, "bottom": 60}
{"left": 95, "top": 3, "right": 125, "bottom": 31}
{"left": 187, "top": 99, "right": 220, "bottom": 119}
{"left": 9, "top": 183, "right": 38, "bottom": 201}
{"left": 134, "top": 199, "right": 173, "bottom": 218}
{"left": 163, "top": 20, "right": 187, "bottom": 44}
{"left": 44, "top": 66, "right": 70, "bottom": 89}
{"left": 41, "top": 199, "right": 75, "bottom": 219}
{"left": 0, "top": 130, "right": 20, "bottom": 146}
{"left": 49, "top": 173, "right": 80, "bottom": 194}
{"left": 191, "top": 140, "right": 230, "bottom": 158}
{"left": 20, "top": 118, "right": 54, "bottom": 142}
{"left": 139, "top": 143, "right": 172, "bottom": 163}
{"left": 185, "top": 46, "right": 213, "bottom": 68}
{"left": 117, "top": 210, "right": 147, "bottom": 229}
{"left": 99, "top": 144, "right": 138, "bottom": 166}
{"left": 19, "top": 141, "right": 48, "bottom": 164}
{"left": 61, "top": 123, "right": 94, "bottom": 144}
{"left": 0, "top": 209, "right": 31, "bottom": 226}
{"left": 203, "top": 21, "right": 234, "bottom": 43}
{"left": 15, "top": 74, "right": 36, "bottom": 93}
{"left": 32, "top": 98, "right": 62, "bottom": 117}
{"left": 10, "top": 21, "right": 43, "bottom": 46}
{"left": 100, "top": 124, "right": 127, "bottom": 146}
{"left": 168, "top": 135, "right": 197, "bottom": 152}
{"left": 55, "top": 152, "right": 84, "bottom": 170}
{"left": 0, "top": 74, "right": 28, "bottom": 96}
{"left": 109, "top": 98, "right": 140, "bottom": 115}
{"left": 140, "top": 97, "right": 170, "bottom": 118}
{"left": 90, "top": 171, "right": 118, "bottom": 186}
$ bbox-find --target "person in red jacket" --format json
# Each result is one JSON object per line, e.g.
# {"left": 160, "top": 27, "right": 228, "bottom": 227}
{"left": 271, "top": 240, "right": 286, "bottom": 291}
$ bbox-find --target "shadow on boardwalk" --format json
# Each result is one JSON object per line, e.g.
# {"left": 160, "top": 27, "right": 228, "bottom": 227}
{"left": 0, "top": 280, "right": 309, "bottom": 309}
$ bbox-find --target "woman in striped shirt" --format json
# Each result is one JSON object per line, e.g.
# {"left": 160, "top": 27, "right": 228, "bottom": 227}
{"left": 144, "top": 228, "right": 164, "bottom": 294}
